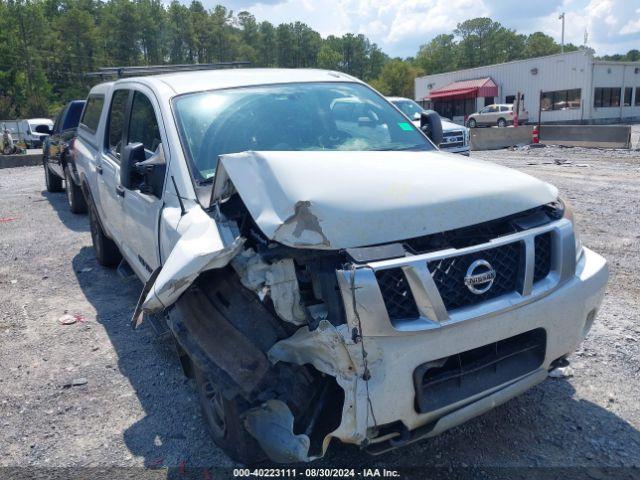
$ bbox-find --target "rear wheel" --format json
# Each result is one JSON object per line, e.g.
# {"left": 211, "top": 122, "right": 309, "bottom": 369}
{"left": 88, "top": 203, "right": 121, "bottom": 267}
{"left": 194, "top": 364, "right": 267, "bottom": 465}
{"left": 44, "top": 158, "right": 63, "bottom": 192}
{"left": 468, "top": 118, "right": 477, "bottom": 128}
{"left": 497, "top": 118, "right": 507, "bottom": 127}
{"left": 65, "top": 165, "right": 87, "bottom": 214}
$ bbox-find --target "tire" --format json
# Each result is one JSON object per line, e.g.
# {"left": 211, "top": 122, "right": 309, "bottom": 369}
{"left": 64, "top": 165, "right": 87, "bottom": 214}
{"left": 497, "top": 118, "right": 507, "bottom": 127}
{"left": 468, "top": 118, "right": 477, "bottom": 128}
{"left": 194, "top": 364, "right": 267, "bottom": 465}
{"left": 88, "top": 203, "right": 121, "bottom": 267}
{"left": 44, "top": 158, "right": 64, "bottom": 192}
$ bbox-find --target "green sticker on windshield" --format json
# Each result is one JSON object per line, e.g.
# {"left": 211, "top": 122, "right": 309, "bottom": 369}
{"left": 397, "top": 122, "right": 413, "bottom": 131}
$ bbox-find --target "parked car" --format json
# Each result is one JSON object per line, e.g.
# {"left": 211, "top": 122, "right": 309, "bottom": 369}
{"left": 42, "top": 100, "right": 87, "bottom": 213}
{"left": 387, "top": 96, "right": 470, "bottom": 155}
{"left": 20, "top": 118, "right": 54, "bottom": 148}
{"left": 73, "top": 68, "right": 607, "bottom": 465}
{"left": 467, "top": 103, "right": 529, "bottom": 128}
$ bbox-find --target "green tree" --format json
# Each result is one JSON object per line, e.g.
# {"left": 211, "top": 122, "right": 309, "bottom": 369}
{"left": 317, "top": 44, "right": 342, "bottom": 70}
{"left": 454, "top": 17, "right": 503, "bottom": 68}
{"left": 523, "top": 32, "right": 560, "bottom": 58}
{"left": 257, "top": 21, "right": 277, "bottom": 67}
{"left": 100, "top": 0, "right": 141, "bottom": 65}
{"left": 415, "top": 34, "right": 457, "bottom": 74}
{"left": 370, "top": 59, "right": 421, "bottom": 98}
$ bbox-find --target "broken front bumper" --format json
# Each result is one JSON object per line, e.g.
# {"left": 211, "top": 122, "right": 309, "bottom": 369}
{"left": 337, "top": 245, "right": 607, "bottom": 451}
{"left": 264, "top": 218, "right": 607, "bottom": 460}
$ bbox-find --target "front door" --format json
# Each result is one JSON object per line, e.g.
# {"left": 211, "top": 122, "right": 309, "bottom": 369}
{"left": 118, "top": 89, "right": 166, "bottom": 279}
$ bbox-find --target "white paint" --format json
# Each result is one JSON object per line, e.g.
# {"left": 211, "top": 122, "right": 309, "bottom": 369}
{"left": 142, "top": 207, "right": 243, "bottom": 312}
{"left": 215, "top": 150, "right": 558, "bottom": 250}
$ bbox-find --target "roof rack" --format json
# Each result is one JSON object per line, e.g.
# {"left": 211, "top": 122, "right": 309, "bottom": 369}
{"left": 86, "top": 61, "right": 251, "bottom": 79}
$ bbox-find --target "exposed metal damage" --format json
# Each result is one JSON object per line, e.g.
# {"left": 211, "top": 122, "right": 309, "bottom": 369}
{"left": 131, "top": 150, "right": 604, "bottom": 464}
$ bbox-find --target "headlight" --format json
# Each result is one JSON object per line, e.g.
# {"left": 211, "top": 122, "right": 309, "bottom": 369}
{"left": 560, "top": 198, "right": 584, "bottom": 262}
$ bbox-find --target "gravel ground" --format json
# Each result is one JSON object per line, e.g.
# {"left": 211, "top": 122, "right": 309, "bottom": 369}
{"left": 0, "top": 146, "right": 639, "bottom": 478}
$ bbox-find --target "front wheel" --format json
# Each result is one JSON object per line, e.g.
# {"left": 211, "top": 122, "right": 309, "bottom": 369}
{"left": 194, "top": 365, "right": 267, "bottom": 465}
{"left": 88, "top": 203, "right": 121, "bottom": 267}
{"left": 497, "top": 118, "right": 507, "bottom": 127}
{"left": 65, "top": 165, "right": 87, "bottom": 214}
{"left": 44, "top": 158, "right": 64, "bottom": 192}
{"left": 467, "top": 118, "right": 477, "bottom": 128}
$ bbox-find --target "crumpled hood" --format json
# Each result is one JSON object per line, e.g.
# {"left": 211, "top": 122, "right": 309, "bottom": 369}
{"left": 216, "top": 150, "right": 558, "bottom": 250}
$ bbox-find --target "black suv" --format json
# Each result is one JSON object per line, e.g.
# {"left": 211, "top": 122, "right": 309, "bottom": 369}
{"left": 42, "top": 100, "right": 87, "bottom": 213}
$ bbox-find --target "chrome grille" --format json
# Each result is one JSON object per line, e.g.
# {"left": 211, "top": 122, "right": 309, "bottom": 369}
{"left": 427, "top": 242, "right": 523, "bottom": 311}
{"left": 376, "top": 236, "right": 554, "bottom": 321}
{"left": 534, "top": 233, "right": 552, "bottom": 282}
{"left": 375, "top": 269, "right": 420, "bottom": 320}
{"left": 439, "top": 130, "right": 465, "bottom": 149}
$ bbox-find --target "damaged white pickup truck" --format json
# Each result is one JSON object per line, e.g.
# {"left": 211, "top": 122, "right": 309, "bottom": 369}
{"left": 73, "top": 68, "right": 609, "bottom": 464}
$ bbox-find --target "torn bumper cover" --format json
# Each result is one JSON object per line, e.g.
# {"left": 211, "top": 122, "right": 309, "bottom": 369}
{"left": 244, "top": 248, "right": 607, "bottom": 461}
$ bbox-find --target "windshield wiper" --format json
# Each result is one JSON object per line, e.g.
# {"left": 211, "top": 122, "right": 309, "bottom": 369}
{"left": 196, "top": 177, "right": 215, "bottom": 186}
{"left": 374, "top": 144, "right": 427, "bottom": 151}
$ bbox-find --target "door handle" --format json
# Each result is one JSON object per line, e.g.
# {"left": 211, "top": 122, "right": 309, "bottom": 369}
{"left": 96, "top": 165, "right": 103, "bottom": 175}
{"left": 115, "top": 185, "right": 125, "bottom": 197}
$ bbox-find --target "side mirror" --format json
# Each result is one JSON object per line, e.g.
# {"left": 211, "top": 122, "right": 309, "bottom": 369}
{"left": 413, "top": 112, "right": 421, "bottom": 120}
{"left": 135, "top": 144, "right": 166, "bottom": 198}
{"left": 35, "top": 125, "right": 52, "bottom": 135}
{"left": 120, "top": 142, "right": 146, "bottom": 190}
{"left": 420, "top": 110, "right": 443, "bottom": 146}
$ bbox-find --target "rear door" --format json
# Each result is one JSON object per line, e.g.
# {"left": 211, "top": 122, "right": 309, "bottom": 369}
{"left": 97, "top": 88, "right": 131, "bottom": 242}
{"left": 485, "top": 105, "right": 499, "bottom": 124}
{"left": 118, "top": 88, "right": 166, "bottom": 278}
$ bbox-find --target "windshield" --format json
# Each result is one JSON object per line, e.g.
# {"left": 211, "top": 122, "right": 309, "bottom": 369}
{"left": 173, "top": 82, "right": 434, "bottom": 181}
{"left": 392, "top": 99, "right": 424, "bottom": 119}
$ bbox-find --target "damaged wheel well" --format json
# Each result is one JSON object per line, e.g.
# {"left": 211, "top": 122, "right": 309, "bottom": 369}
{"left": 170, "top": 268, "right": 346, "bottom": 462}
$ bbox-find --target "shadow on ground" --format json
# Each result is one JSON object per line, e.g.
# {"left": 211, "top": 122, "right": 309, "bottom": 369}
{"left": 41, "top": 189, "right": 89, "bottom": 233}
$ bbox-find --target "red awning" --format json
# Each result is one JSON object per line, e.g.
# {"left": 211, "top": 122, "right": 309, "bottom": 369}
{"left": 426, "top": 77, "right": 498, "bottom": 100}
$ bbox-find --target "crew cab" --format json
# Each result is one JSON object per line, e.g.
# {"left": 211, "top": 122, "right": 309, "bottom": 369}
{"left": 387, "top": 96, "right": 470, "bottom": 155}
{"left": 73, "top": 68, "right": 608, "bottom": 465}
{"left": 42, "top": 100, "right": 87, "bottom": 213}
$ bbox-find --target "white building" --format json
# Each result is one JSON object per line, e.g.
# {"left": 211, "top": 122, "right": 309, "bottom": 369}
{"left": 415, "top": 50, "right": 640, "bottom": 125}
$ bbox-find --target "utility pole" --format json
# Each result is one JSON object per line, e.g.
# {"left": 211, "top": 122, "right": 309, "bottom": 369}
{"left": 559, "top": 12, "right": 565, "bottom": 53}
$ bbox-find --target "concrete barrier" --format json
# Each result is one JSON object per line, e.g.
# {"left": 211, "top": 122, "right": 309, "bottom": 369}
{"left": 539, "top": 125, "right": 631, "bottom": 149}
{"left": 470, "top": 125, "right": 534, "bottom": 151}
{"left": 0, "top": 153, "right": 41, "bottom": 169}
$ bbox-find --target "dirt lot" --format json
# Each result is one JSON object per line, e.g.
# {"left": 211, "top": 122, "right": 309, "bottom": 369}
{"left": 1, "top": 146, "right": 639, "bottom": 477}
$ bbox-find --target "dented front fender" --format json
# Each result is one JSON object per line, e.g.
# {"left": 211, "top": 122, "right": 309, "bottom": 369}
{"left": 138, "top": 207, "right": 244, "bottom": 317}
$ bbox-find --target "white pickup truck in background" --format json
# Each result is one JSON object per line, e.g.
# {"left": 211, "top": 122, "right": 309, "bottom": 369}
{"left": 72, "top": 67, "right": 608, "bottom": 464}
{"left": 387, "top": 96, "right": 470, "bottom": 155}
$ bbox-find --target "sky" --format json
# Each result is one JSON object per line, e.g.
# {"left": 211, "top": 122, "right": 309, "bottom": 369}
{"left": 191, "top": 0, "right": 640, "bottom": 58}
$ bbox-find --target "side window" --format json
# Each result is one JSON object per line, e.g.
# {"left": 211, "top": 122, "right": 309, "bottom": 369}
{"left": 500, "top": 106, "right": 509, "bottom": 112}
{"left": 106, "top": 90, "right": 129, "bottom": 160}
{"left": 52, "top": 111, "right": 63, "bottom": 134}
{"left": 128, "top": 92, "right": 161, "bottom": 157}
{"left": 63, "top": 102, "right": 84, "bottom": 130}
{"left": 80, "top": 95, "right": 104, "bottom": 133}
